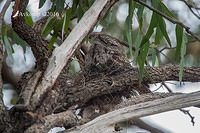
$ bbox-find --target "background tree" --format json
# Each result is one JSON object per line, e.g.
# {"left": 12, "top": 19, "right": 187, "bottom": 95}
{"left": 0, "top": 0, "right": 200, "bottom": 132}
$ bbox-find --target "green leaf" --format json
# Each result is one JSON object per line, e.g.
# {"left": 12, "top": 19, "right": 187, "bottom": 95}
{"left": 126, "top": 15, "right": 133, "bottom": 58}
{"left": 175, "top": 24, "right": 183, "bottom": 60}
{"left": 41, "top": 16, "right": 57, "bottom": 38}
{"left": 88, "top": 0, "right": 95, "bottom": 7}
{"left": 157, "top": 15, "right": 171, "bottom": 47}
{"left": 152, "top": 0, "right": 158, "bottom": 8}
{"left": 137, "top": 3, "right": 144, "bottom": 29}
{"left": 133, "top": 31, "right": 140, "bottom": 64}
{"left": 151, "top": 46, "right": 156, "bottom": 66}
{"left": 144, "top": 68, "right": 155, "bottom": 84}
{"left": 77, "top": 5, "right": 84, "bottom": 22}
{"left": 138, "top": 42, "right": 149, "bottom": 85}
{"left": 140, "top": 12, "right": 158, "bottom": 47}
{"left": 49, "top": 33, "right": 57, "bottom": 51}
{"left": 2, "top": 25, "right": 14, "bottom": 63}
{"left": 179, "top": 33, "right": 187, "bottom": 85}
{"left": 25, "top": 10, "right": 34, "bottom": 26}
{"left": 128, "top": 0, "right": 135, "bottom": 15}
{"left": 159, "top": 1, "right": 175, "bottom": 19}
{"left": 56, "top": 0, "right": 64, "bottom": 15}
{"left": 155, "top": 26, "right": 163, "bottom": 45}
{"left": 126, "top": 0, "right": 135, "bottom": 59}
{"left": 137, "top": 4, "right": 144, "bottom": 19}
{"left": 39, "top": 0, "right": 46, "bottom": 8}
{"left": 13, "top": 31, "right": 26, "bottom": 53}
{"left": 64, "top": 8, "right": 72, "bottom": 36}
{"left": 55, "top": 18, "right": 64, "bottom": 32}
{"left": 84, "top": 0, "right": 89, "bottom": 7}
{"left": 72, "top": 0, "right": 79, "bottom": 16}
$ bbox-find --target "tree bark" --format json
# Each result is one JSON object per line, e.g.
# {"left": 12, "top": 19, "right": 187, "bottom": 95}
{"left": 0, "top": 0, "right": 12, "bottom": 132}
{"left": 0, "top": 0, "right": 199, "bottom": 132}
{"left": 68, "top": 91, "right": 200, "bottom": 133}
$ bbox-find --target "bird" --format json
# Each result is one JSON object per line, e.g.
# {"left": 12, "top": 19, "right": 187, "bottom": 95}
{"left": 84, "top": 34, "right": 132, "bottom": 79}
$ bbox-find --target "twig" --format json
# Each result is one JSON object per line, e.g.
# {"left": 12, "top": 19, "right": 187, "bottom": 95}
{"left": 162, "top": 82, "right": 196, "bottom": 126}
{"left": 180, "top": 108, "right": 195, "bottom": 126}
{"left": 162, "top": 82, "right": 172, "bottom": 93}
{"left": 181, "top": 0, "right": 200, "bottom": 10}
{"left": 134, "top": 0, "right": 200, "bottom": 42}
{"left": 182, "top": 0, "right": 200, "bottom": 19}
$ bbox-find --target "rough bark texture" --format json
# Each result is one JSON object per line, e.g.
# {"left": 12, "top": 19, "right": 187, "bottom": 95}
{"left": 67, "top": 91, "right": 200, "bottom": 133}
{"left": 0, "top": 0, "right": 200, "bottom": 132}
{"left": 0, "top": 0, "right": 12, "bottom": 132}
{"left": 61, "top": 64, "right": 200, "bottom": 109}
{"left": 12, "top": 0, "right": 50, "bottom": 70}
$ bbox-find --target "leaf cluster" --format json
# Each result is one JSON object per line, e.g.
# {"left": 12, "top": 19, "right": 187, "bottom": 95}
{"left": 1, "top": 0, "right": 196, "bottom": 85}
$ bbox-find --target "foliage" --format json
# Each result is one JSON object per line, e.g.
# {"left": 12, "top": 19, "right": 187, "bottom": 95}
{"left": 1, "top": 0, "right": 200, "bottom": 83}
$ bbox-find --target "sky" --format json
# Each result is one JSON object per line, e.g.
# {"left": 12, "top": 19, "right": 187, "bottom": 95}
{"left": 1, "top": 0, "right": 200, "bottom": 132}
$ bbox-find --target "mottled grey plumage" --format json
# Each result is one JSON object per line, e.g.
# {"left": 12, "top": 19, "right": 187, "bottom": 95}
{"left": 84, "top": 34, "right": 132, "bottom": 76}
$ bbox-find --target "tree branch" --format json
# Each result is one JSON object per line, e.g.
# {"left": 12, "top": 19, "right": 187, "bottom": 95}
{"left": 134, "top": 0, "right": 200, "bottom": 42}
{"left": 68, "top": 91, "right": 200, "bottom": 133}
{"left": 24, "top": 110, "right": 77, "bottom": 133}
{"left": 61, "top": 64, "right": 200, "bottom": 108}
{"left": 182, "top": 0, "right": 200, "bottom": 19}
{"left": 0, "top": 0, "right": 12, "bottom": 132}
{"left": 30, "top": 0, "right": 118, "bottom": 110}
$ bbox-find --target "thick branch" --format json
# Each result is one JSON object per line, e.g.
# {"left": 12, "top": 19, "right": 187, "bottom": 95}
{"left": 63, "top": 64, "right": 200, "bottom": 108}
{"left": 30, "top": 0, "right": 118, "bottom": 109}
{"left": 12, "top": 0, "right": 50, "bottom": 70}
{"left": 0, "top": 0, "right": 12, "bottom": 132}
{"left": 24, "top": 110, "right": 77, "bottom": 133}
{"left": 68, "top": 91, "right": 200, "bottom": 133}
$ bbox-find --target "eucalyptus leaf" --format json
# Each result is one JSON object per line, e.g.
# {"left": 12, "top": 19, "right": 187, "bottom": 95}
{"left": 155, "top": 26, "right": 163, "bottom": 45}
{"left": 138, "top": 42, "right": 149, "bottom": 85}
{"left": 72, "top": 0, "right": 79, "bottom": 16}
{"left": 140, "top": 12, "right": 158, "bottom": 47}
{"left": 2, "top": 25, "right": 14, "bottom": 63}
{"left": 77, "top": 5, "right": 84, "bottom": 22}
{"left": 152, "top": 0, "right": 158, "bottom": 9}
{"left": 126, "top": 15, "right": 133, "bottom": 58}
{"left": 49, "top": 33, "right": 57, "bottom": 51}
{"left": 159, "top": 1, "right": 175, "bottom": 19}
{"left": 126, "top": 0, "right": 135, "bottom": 59}
{"left": 13, "top": 31, "right": 26, "bottom": 53}
{"left": 175, "top": 24, "right": 183, "bottom": 60}
{"left": 41, "top": 16, "right": 57, "bottom": 38}
{"left": 179, "top": 33, "right": 187, "bottom": 85}
{"left": 64, "top": 8, "right": 72, "bottom": 36}
{"left": 151, "top": 46, "right": 156, "bottom": 66}
{"left": 157, "top": 15, "right": 171, "bottom": 47}
{"left": 133, "top": 31, "right": 140, "bottom": 64}
{"left": 25, "top": 10, "right": 34, "bottom": 26}
{"left": 56, "top": 0, "right": 64, "bottom": 15}
{"left": 39, "top": 0, "right": 46, "bottom": 8}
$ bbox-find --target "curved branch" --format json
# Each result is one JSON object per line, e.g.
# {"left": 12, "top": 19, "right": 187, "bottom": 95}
{"left": 68, "top": 91, "right": 200, "bottom": 133}
{"left": 0, "top": 0, "right": 12, "bottom": 132}
{"left": 11, "top": 0, "right": 50, "bottom": 70}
